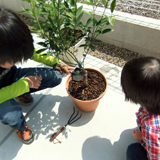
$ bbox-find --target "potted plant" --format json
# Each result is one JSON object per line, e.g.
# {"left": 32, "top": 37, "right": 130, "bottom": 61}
{"left": 21, "top": 0, "right": 116, "bottom": 112}
{"left": 21, "top": 0, "right": 88, "bottom": 66}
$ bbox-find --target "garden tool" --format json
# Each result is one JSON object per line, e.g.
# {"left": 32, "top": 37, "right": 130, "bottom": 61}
{"left": 50, "top": 107, "right": 82, "bottom": 144}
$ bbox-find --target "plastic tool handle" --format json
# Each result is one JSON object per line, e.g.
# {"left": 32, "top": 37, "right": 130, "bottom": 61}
{"left": 50, "top": 126, "right": 66, "bottom": 141}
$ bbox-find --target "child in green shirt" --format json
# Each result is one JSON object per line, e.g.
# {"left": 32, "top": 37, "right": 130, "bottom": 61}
{"left": 0, "top": 7, "right": 74, "bottom": 144}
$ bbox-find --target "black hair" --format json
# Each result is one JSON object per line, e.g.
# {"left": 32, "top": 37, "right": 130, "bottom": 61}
{"left": 121, "top": 57, "right": 160, "bottom": 114}
{"left": 0, "top": 7, "right": 34, "bottom": 64}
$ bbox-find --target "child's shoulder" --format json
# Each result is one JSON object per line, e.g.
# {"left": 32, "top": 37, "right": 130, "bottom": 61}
{"left": 137, "top": 106, "right": 160, "bottom": 128}
{"left": 145, "top": 113, "right": 160, "bottom": 129}
{"left": 0, "top": 67, "right": 8, "bottom": 74}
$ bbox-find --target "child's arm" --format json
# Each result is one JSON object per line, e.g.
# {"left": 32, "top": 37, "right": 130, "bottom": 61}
{"left": 140, "top": 126, "right": 160, "bottom": 160}
{"left": 31, "top": 49, "right": 74, "bottom": 74}
{"left": 30, "top": 49, "right": 61, "bottom": 67}
{"left": 0, "top": 78, "right": 30, "bottom": 104}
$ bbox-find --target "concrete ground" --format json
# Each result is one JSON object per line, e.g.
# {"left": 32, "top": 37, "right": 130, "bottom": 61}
{"left": 0, "top": 34, "right": 139, "bottom": 160}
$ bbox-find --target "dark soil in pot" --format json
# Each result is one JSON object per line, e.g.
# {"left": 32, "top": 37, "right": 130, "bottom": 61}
{"left": 68, "top": 70, "right": 106, "bottom": 101}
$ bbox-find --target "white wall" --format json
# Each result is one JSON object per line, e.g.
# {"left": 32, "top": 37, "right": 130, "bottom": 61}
{"left": 0, "top": 0, "right": 30, "bottom": 11}
{"left": 98, "top": 11, "right": 160, "bottom": 59}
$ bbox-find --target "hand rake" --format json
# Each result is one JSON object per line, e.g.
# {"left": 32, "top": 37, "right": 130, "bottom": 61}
{"left": 50, "top": 107, "right": 82, "bottom": 144}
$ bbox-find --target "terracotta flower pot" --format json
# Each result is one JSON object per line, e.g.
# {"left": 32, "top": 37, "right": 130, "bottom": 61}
{"left": 66, "top": 68, "right": 108, "bottom": 112}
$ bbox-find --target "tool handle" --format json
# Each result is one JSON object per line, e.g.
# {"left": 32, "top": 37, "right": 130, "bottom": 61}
{"left": 50, "top": 126, "right": 66, "bottom": 141}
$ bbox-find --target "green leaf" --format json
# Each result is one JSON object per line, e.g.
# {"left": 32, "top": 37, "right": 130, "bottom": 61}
{"left": 76, "top": 5, "right": 83, "bottom": 15}
{"left": 68, "top": 25, "right": 74, "bottom": 29}
{"left": 79, "top": 44, "right": 88, "bottom": 48}
{"left": 66, "top": 12, "right": 74, "bottom": 18}
{"left": 83, "top": 53, "right": 87, "bottom": 57}
{"left": 64, "top": 1, "right": 69, "bottom": 8}
{"left": 110, "top": 0, "right": 116, "bottom": 13}
{"left": 48, "top": 16, "right": 53, "bottom": 25}
{"left": 77, "top": 12, "right": 83, "bottom": 22}
{"left": 101, "top": 0, "right": 107, "bottom": 7}
{"left": 86, "top": 18, "right": 92, "bottom": 27}
{"left": 94, "top": 39, "right": 103, "bottom": 43}
{"left": 44, "top": 3, "right": 54, "bottom": 9}
{"left": 81, "top": 1, "right": 93, "bottom": 5}
{"left": 83, "top": 10, "right": 91, "bottom": 16}
{"left": 35, "top": 8, "right": 40, "bottom": 16}
{"left": 90, "top": 44, "right": 95, "bottom": 51}
{"left": 31, "top": 29, "right": 39, "bottom": 33}
{"left": 96, "top": 19, "right": 102, "bottom": 26}
{"left": 70, "top": 0, "right": 75, "bottom": 7}
{"left": 39, "top": 13, "right": 45, "bottom": 18}
{"left": 102, "top": 28, "right": 113, "bottom": 34}
{"left": 20, "top": 8, "right": 33, "bottom": 15}
{"left": 46, "top": 52, "right": 52, "bottom": 56}
{"left": 28, "top": 23, "right": 35, "bottom": 27}
{"left": 95, "top": 30, "right": 101, "bottom": 34}
{"left": 22, "top": 0, "right": 31, "bottom": 3}
{"left": 75, "top": 70, "right": 81, "bottom": 74}
{"left": 49, "top": 41, "right": 56, "bottom": 50}
{"left": 53, "top": 8, "right": 58, "bottom": 15}
{"left": 41, "top": 8, "right": 47, "bottom": 13}
{"left": 37, "top": 42, "right": 48, "bottom": 47}
{"left": 36, "top": 48, "right": 47, "bottom": 54}
{"left": 108, "top": 16, "right": 115, "bottom": 26}
{"left": 92, "top": 17, "right": 97, "bottom": 26}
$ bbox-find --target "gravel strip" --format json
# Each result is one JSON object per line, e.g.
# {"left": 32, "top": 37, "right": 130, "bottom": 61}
{"left": 115, "top": 0, "right": 160, "bottom": 20}
{"left": 81, "top": 0, "right": 160, "bottom": 19}
{"left": 88, "top": 43, "right": 143, "bottom": 68}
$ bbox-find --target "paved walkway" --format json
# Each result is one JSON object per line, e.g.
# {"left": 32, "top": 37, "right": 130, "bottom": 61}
{"left": 0, "top": 34, "right": 139, "bottom": 160}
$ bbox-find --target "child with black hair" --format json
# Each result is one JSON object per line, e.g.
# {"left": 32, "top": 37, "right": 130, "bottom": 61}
{"left": 121, "top": 57, "right": 160, "bottom": 160}
{"left": 0, "top": 7, "right": 74, "bottom": 144}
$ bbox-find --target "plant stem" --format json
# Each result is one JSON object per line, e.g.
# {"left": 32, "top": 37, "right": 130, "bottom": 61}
{"left": 83, "top": 70, "right": 88, "bottom": 86}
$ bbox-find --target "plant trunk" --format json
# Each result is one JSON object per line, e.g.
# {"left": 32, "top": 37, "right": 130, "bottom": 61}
{"left": 83, "top": 70, "right": 88, "bottom": 87}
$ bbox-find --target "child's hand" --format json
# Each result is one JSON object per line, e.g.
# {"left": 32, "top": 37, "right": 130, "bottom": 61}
{"left": 132, "top": 129, "right": 142, "bottom": 142}
{"left": 56, "top": 62, "right": 74, "bottom": 75}
{"left": 25, "top": 76, "right": 42, "bottom": 89}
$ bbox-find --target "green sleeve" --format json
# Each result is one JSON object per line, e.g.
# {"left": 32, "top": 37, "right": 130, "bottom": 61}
{"left": 0, "top": 78, "right": 30, "bottom": 104}
{"left": 31, "top": 49, "right": 61, "bottom": 67}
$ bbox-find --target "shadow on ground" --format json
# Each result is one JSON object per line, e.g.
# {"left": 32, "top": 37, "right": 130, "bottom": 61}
{"left": 0, "top": 93, "right": 95, "bottom": 160}
{"left": 82, "top": 128, "right": 137, "bottom": 160}
{"left": 25, "top": 94, "right": 95, "bottom": 140}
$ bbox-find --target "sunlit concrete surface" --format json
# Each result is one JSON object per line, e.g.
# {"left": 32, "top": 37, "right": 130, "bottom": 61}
{"left": 0, "top": 34, "right": 139, "bottom": 160}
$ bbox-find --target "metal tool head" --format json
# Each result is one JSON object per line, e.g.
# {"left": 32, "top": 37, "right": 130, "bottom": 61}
{"left": 50, "top": 107, "right": 82, "bottom": 144}
{"left": 66, "top": 107, "right": 82, "bottom": 126}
